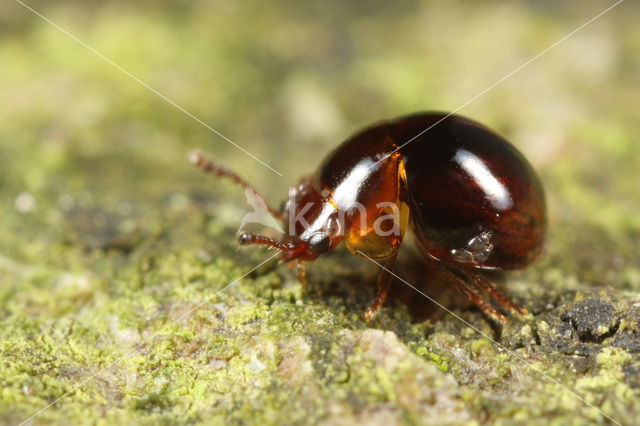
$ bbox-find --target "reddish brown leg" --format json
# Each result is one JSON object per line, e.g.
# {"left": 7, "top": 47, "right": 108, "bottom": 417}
{"left": 471, "top": 272, "right": 528, "bottom": 316}
{"left": 296, "top": 261, "right": 306, "bottom": 286}
{"left": 439, "top": 265, "right": 506, "bottom": 323}
{"left": 189, "top": 151, "right": 282, "bottom": 220}
{"left": 364, "top": 254, "right": 397, "bottom": 322}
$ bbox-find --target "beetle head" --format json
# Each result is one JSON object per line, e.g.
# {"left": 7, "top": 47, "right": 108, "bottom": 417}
{"left": 238, "top": 176, "right": 344, "bottom": 262}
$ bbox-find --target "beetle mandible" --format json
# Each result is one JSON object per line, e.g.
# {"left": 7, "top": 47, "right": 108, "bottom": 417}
{"left": 191, "top": 112, "right": 547, "bottom": 323}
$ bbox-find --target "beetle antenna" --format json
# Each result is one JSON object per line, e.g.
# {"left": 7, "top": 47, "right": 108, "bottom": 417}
{"left": 238, "top": 232, "right": 291, "bottom": 251}
{"left": 189, "top": 151, "right": 282, "bottom": 219}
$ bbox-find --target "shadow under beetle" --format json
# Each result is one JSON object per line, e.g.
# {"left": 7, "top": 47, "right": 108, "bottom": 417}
{"left": 191, "top": 112, "right": 547, "bottom": 323}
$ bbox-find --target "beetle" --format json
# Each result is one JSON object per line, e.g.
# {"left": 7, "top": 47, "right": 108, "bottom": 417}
{"left": 190, "top": 112, "right": 546, "bottom": 323}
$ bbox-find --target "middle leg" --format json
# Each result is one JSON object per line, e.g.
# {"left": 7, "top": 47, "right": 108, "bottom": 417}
{"left": 439, "top": 264, "right": 506, "bottom": 323}
{"left": 470, "top": 272, "right": 528, "bottom": 315}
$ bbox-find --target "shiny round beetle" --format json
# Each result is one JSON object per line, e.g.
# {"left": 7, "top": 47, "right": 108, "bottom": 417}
{"left": 191, "top": 113, "right": 546, "bottom": 323}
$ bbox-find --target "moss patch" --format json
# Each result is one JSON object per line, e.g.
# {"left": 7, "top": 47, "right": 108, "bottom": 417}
{"left": 2, "top": 1, "right": 640, "bottom": 424}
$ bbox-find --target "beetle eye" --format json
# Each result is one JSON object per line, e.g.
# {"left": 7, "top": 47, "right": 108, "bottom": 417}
{"left": 308, "top": 233, "right": 331, "bottom": 254}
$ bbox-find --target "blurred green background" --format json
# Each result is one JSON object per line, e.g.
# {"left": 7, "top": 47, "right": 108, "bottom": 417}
{"left": 1, "top": 0, "right": 640, "bottom": 424}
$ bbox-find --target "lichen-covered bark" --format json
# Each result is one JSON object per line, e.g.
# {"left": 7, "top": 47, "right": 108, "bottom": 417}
{"left": 1, "top": 1, "right": 640, "bottom": 425}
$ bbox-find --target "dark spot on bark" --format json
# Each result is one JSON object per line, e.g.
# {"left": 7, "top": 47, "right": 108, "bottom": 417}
{"left": 540, "top": 297, "right": 621, "bottom": 356}
{"left": 560, "top": 299, "right": 620, "bottom": 344}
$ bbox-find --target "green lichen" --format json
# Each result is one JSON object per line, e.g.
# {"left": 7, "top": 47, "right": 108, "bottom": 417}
{"left": 2, "top": 1, "right": 640, "bottom": 425}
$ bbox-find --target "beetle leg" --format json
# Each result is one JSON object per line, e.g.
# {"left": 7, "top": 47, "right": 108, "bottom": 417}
{"left": 189, "top": 151, "right": 283, "bottom": 220}
{"left": 296, "top": 261, "right": 306, "bottom": 286}
{"left": 364, "top": 254, "right": 397, "bottom": 322}
{"left": 470, "top": 273, "right": 528, "bottom": 316}
{"left": 439, "top": 265, "right": 506, "bottom": 323}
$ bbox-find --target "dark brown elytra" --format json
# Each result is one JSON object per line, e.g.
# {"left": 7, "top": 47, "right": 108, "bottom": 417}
{"left": 191, "top": 112, "right": 547, "bottom": 323}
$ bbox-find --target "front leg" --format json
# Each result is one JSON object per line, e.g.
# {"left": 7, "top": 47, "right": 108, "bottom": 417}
{"left": 296, "top": 261, "right": 306, "bottom": 286}
{"left": 364, "top": 253, "right": 398, "bottom": 322}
